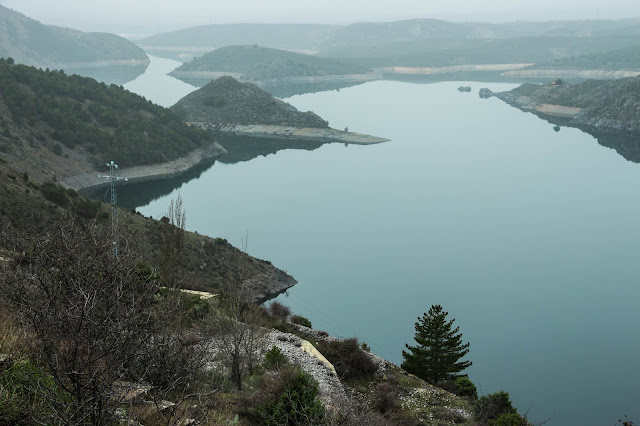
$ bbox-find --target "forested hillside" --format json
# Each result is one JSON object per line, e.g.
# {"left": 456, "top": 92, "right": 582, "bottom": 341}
{"left": 0, "top": 58, "right": 214, "bottom": 170}
{"left": 172, "top": 45, "right": 370, "bottom": 81}
{"left": 172, "top": 76, "right": 329, "bottom": 128}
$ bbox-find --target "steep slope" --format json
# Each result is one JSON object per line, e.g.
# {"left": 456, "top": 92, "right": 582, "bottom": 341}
{"left": 0, "top": 158, "right": 295, "bottom": 302}
{"left": 0, "top": 5, "right": 149, "bottom": 83}
{"left": 138, "top": 23, "right": 337, "bottom": 61}
{"left": 171, "top": 76, "right": 328, "bottom": 128}
{"left": 0, "top": 58, "right": 221, "bottom": 184}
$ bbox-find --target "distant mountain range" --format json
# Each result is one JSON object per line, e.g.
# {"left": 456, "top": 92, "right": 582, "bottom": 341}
{"left": 0, "top": 5, "right": 149, "bottom": 84}
{"left": 139, "top": 18, "right": 640, "bottom": 70}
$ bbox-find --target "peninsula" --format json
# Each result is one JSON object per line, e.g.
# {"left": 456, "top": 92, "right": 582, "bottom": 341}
{"left": 171, "top": 75, "right": 390, "bottom": 145}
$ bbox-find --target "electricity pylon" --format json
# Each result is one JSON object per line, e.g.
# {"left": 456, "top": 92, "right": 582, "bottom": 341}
{"left": 98, "top": 161, "right": 128, "bottom": 257}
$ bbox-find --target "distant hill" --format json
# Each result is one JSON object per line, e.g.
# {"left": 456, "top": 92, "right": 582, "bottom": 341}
{"left": 138, "top": 23, "right": 337, "bottom": 61}
{"left": 171, "top": 76, "right": 328, "bottom": 128}
{"left": 0, "top": 58, "right": 216, "bottom": 183}
{"left": 171, "top": 45, "right": 371, "bottom": 81}
{"left": 140, "top": 18, "right": 640, "bottom": 69}
{"left": 520, "top": 45, "right": 640, "bottom": 71}
{"left": 0, "top": 5, "right": 149, "bottom": 84}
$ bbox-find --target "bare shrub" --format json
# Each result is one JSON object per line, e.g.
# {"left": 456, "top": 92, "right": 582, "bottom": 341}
{"left": 316, "top": 338, "right": 377, "bottom": 381}
{"left": 210, "top": 287, "right": 268, "bottom": 390}
{"left": 159, "top": 195, "right": 185, "bottom": 288}
{"left": 268, "top": 301, "right": 291, "bottom": 321}
{"left": 373, "top": 383, "right": 399, "bottom": 414}
{"left": 0, "top": 219, "right": 207, "bottom": 425}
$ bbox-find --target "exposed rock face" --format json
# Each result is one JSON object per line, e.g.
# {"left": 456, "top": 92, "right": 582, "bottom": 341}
{"left": 172, "top": 76, "right": 329, "bottom": 128}
{"left": 243, "top": 268, "right": 297, "bottom": 304}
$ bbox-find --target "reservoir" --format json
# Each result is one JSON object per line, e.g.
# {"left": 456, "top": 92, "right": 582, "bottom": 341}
{"left": 122, "top": 56, "right": 640, "bottom": 425}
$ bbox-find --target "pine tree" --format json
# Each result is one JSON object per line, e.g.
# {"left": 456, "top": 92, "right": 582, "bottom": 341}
{"left": 401, "top": 304, "right": 472, "bottom": 383}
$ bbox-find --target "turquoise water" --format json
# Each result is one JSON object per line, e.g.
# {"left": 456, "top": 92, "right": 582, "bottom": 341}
{"left": 123, "top": 57, "right": 640, "bottom": 425}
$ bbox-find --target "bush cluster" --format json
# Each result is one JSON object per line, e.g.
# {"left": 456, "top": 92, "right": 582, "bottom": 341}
{"left": 291, "top": 314, "right": 312, "bottom": 328}
{"left": 316, "top": 338, "right": 377, "bottom": 381}
{"left": 262, "top": 346, "right": 287, "bottom": 371}
{"left": 39, "top": 182, "right": 101, "bottom": 219}
{"left": 254, "top": 366, "right": 325, "bottom": 425}
{"left": 476, "top": 391, "right": 527, "bottom": 425}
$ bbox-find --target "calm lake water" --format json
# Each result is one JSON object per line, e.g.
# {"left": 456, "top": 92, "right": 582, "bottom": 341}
{"left": 122, "top": 56, "right": 640, "bottom": 425}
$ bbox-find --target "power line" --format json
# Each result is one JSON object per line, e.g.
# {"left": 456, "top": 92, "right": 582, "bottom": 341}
{"left": 98, "top": 161, "right": 128, "bottom": 257}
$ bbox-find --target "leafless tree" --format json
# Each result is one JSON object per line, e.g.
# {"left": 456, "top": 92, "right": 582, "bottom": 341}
{"left": 209, "top": 285, "right": 267, "bottom": 390}
{"left": 0, "top": 217, "right": 209, "bottom": 425}
{"left": 159, "top": 195, "right": 186, "bottom": 288}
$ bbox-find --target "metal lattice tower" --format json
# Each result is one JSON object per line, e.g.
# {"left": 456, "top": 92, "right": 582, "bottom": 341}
{"left": 98, "top": 161, "right": 128, "bottom": 257}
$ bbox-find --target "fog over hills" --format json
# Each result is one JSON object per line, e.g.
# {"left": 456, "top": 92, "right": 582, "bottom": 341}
{"left": 139, "top": 18, "right": 640, "bottom": 67}
{"left": 0, "top": 4, "right": 149, "bottom": 84}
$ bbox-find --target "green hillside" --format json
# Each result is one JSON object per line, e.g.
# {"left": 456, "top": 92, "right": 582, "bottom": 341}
{"left": 0, "top": 58, "right": 214, "bottom": 178}
{"left": 172, "top": 76, "right": 329, "bottom": 128}
{"left": 172, "top": 45, "right": 370, "bottom": 80}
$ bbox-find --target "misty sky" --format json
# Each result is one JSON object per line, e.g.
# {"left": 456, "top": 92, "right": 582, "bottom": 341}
{"left": 2, "top": 0, "right": 639, "bottom": 35}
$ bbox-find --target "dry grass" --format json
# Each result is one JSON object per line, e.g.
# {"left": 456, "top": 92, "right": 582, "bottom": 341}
{"left": 0, "top": 306, "right": 24, "bottom": 356}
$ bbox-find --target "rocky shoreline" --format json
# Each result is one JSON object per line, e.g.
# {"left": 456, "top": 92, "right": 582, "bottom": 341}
{"left": 491, "top": 82, "right": 640, "bottom": 134}
{"left": 63, "top": 141, "right": 227, "bottom": 193}
{"left": 501, "top": 69, "right": 640, "bottom": 80}
{"left": 191, "top": 123, "right": 391, "bottom": 145}
{"left": 496, "top": 94, "right": 640, "bottom": 133}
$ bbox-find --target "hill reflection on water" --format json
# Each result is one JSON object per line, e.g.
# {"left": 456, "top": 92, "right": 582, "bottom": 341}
{"left": 97, "top": 135, "right": 328, "bottom": 209}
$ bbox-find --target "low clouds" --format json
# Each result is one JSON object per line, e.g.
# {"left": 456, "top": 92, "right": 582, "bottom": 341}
{"left": 2, "top": 0, "right": 638, "bottom": 34}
